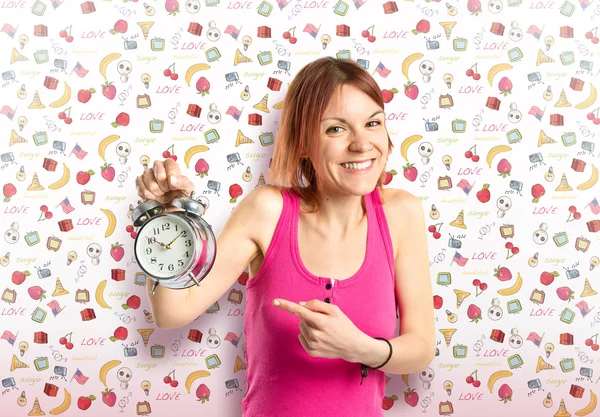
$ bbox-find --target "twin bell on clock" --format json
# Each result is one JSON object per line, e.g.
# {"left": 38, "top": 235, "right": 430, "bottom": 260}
{"left": 131, "top": 191, "right": 217, "bottom": 296}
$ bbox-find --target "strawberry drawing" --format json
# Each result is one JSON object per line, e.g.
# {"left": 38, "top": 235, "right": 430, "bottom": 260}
{"left": 403, "top": 162, "right": 417, "bottom": 182}
{"left": 404, "top": 80, "right": 419, "bottom": 100}
{"left": 467, "top": 304, "right": 482, "bottom": 323}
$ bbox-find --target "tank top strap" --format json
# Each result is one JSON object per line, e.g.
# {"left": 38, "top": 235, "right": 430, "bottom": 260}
{"left": 369, "top": 187, "right": 396, "bottom": 288}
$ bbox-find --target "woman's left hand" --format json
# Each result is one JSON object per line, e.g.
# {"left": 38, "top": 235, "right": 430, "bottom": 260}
{"left": 273, "top": 298, "right": 365, "bottom": 362}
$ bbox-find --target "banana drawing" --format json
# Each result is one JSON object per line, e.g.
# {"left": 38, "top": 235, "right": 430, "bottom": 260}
{"left": 577, "top": 164, "right": 598, "bottom": 190}
{"left": 575, "top": 83, "right": 597, "bottom": 110}
{"left": 400, "top": 134, "right": 423, "bottom": 161}
{"left": 99, "top": 53, "right": 121, "bottom": 80}
{"left": 98, "top": 134, "right": 120, "bottom": 161}
{"left": 497, "top": 272, "right": 522, "bottom": 296}
{"left": 486, "top": 145, "right": 512, "bottom": 168}
{"left": 487, "top": 369, "right": 512, "bottom": 394}
{"left": 49, "top": 82, "right": 72, "bottom": 108}
{"left": 48, "top": 163, "right": 70, "bottom": 190}
{"left": 99, "top": 359, "right": 121, "bottom": 387}
{"left": 401, "top": 52, "right": 424, "bottom": 79}
{"left": 487, "top": 63, "right": 513, "bottom": 87}
{"left": 100, "top": 208, "right": 116, "bottom": 238}
{"left": 185, "top": 370, "right": 211, "bottom": 394}
{"left": 184, "top": 144, "right": 210, "bottom": 168}
{"left": 185, "top": 63, "right": 211, "bottom": 87}
{"left": 95, "top": 280, "right": 111, "bottom": 309}
{"left": 49, "top": 388, "right": 71, "bottom": 415}
{"left": 575, "top": 389, "right": 597, "bottom": 416}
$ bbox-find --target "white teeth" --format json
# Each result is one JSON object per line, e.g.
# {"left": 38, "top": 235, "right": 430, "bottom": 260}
{"left": 342, "top": 159, "right": 373, "bottom": 170}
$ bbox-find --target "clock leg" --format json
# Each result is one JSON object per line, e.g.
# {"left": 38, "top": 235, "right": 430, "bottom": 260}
{"left": 189, "top": 273, "right": 201, "bottom": 287}
{"left": 150, "top": 281, "right": 160, "bottom": 295}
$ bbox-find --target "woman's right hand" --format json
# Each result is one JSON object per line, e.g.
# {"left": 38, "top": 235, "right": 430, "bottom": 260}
{"left": 135, "top": 158, "right": 195, "bottom": 208}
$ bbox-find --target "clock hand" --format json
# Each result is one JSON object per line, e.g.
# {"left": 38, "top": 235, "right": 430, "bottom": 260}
{"left": 165, "top": 231, "right": 184, "bottom": 250}
{"left": 145, "top": 236, "right": 167, "bottom": 248}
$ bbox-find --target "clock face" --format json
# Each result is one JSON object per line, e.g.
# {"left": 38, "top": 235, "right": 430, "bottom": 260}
{"left": 135, "top": 215, "right": 197, "bottom": 279}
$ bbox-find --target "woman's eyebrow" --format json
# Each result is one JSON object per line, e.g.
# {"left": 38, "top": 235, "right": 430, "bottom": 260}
{"left": 321, "top": 110, "right": 384, "bottom": 123}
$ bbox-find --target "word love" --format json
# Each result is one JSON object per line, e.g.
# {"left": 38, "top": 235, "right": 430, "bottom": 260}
{"left": 382, "top": 30, "right": 410, "bottom": 39}
{"left": 530, "top": 308, "right": 555, "bottom": 316}
{"left": 471, "top": 251, "right": 498, "bottom": 260}
{"left": 481, "top": 123, "right": 508, "bottom": 132}
{"left": 1, "top": 307, "right": 27, "bottom": 316}
{"left": 530, "top": 0, "right": 555, "bottom": 8}
{"left": 457, "top": 167, "right": 483, "bottom": 175}
{"left": 81, "top": 30, "right": 107, "bottom": 39}
{"left": 156, "top": 392, "right": 182, "bottom": 401}
{"left": 302, "top": 0, "right": 329, "bottom": 8}
{"left": 4, "top": 205, "right": 29, "bottom": 214}
{"left": 458, "top": 392, "right": 484, "bottom": 401}
{"left": 533, "top": 206, "right": 558, "bottom": 215}
{"left": 178, "top": 41, "right": 207, "bottom": 50}
{"left": 178, "top": 349, "right": 208, "bottom": 357}
{"left": 179, "top": 123, "right": 206, "bottom": 132}
{"left": 458, "top": 86, "right": 484, "bottom": 94}
{"left": 481, "top": 42, "right": 508, "bottom": 50}
{"left": 80, "top": 113, "right": 105, "bottom": 121}
{"left": 226, "top": 0, "right": 253, "bottom": 8}
{"left": 80, "top": 337, "right": 107, "bottom": 346}
{"left": 156, "top": 85, "right": 182, "bottom": 94}
{"left": 0, "top": 0, "right": 26, "bottom": 8}
{"left": 77, "top": 217, "right": 103, "bottom": 226}
{"left": 481, "top": 348, "right": 509, "bottom": 357}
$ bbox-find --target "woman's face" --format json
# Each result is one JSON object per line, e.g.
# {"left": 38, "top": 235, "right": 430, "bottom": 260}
{"left": 310, "top": 84, "right": 389, "bottom": 196}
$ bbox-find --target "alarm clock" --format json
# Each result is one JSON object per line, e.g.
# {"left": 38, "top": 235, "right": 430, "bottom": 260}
{"left": 131, "top": 191, "right": 217, "bottom": 295}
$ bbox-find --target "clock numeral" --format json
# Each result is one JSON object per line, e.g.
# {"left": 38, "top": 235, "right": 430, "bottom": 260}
{"left": 168, "top": 264, "right": 174, "bottom": 271}
{"left": 147, "top": 237, "right": 156, "bottom": 245}
{"left": 153, "top": 227, "right": 160, "bottom": 236}
{"left": 162, "top": 223, "right": 171, "bottom": 231}
{"left": 184, "top": 251, "right": 190, "bottom": 258}
{"left": 159, "top": 263, "right": 164, "bottom": 270}
{"left": 185, "top": 240, "right": 192, "bottom": 247}
{"left": 145, "top": 247, "right": 152, "bottom": 255}
{"left": 150, "top": 257, "right": 157, "bottom": 264}
{"left": 178, "top": 259, "right": 184, "bottom": 267}
{"left": 182, "top": 230, "right": 187, "bottom": 237}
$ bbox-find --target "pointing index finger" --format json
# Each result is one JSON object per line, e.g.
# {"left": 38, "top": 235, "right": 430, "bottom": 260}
{"left": 273, "top": 299, "right": 319, "bottom": 324}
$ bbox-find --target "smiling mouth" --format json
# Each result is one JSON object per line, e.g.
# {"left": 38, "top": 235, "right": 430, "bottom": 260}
{"left": 340, "top": 159, "right": 375, "bottom": 170}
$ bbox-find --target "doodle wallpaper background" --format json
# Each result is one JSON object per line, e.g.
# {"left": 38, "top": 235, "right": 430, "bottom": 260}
{"left": 1, "top": 0, "right": 600, "bottom": 416}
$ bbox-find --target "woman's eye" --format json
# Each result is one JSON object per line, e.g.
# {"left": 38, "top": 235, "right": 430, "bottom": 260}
{"left": 326, "top": 121, "right": 380, "bottom": 134}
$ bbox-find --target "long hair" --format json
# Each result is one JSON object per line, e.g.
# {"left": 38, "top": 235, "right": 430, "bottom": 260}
{"left": 267, "top": 57, "right": 394, "bottom": 214}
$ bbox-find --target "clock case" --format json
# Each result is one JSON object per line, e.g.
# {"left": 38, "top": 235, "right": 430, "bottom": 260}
{"left": 131, "top": 192, "right": 216, "bottom": 295}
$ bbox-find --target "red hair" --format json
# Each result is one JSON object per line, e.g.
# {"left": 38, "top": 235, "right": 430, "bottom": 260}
{"left": 267, "top": 57, "right": 394, "bottom": 214}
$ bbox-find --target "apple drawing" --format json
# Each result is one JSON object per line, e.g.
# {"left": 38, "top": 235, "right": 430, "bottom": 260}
{"left": 122, "top": 295, "right": 141, "bottom": 310}
{"left": 111, "top": 112, "right": 130, "bottom": 128}
{"left": 383, "top": 169, "right": 397, "bottom": 185}
{"left": 476, "top": 184, "right": 491, "bottom": 203}
{"left": 382, "top": 394, "right": 399, "bottom": 410}
{"left": 76, "top": 169, "right": 95, "bottom": 185}
{"left": 12, "top": 270, "right": 30, "bottom": 285}
{"left": 541, "top": 271, "right": 559, "bottom": 286}
{"left": 77, "top": 395, "right": 95, "bottom": 410}
{"left": 77, "top": 88, "right": 96, "bottom": 103}
{"left": 381, "top": 88, "right": 398, "bottom": 104}
{"left": 110, "top": 326, "right": 128, "bottom": 342}
{"left": 109, "top": 19, "right": 128, "bottom": 35}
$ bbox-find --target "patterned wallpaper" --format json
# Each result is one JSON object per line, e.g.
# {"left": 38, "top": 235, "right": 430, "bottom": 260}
{"left": 1, "top": 0, "right": 600, "bottom": 416}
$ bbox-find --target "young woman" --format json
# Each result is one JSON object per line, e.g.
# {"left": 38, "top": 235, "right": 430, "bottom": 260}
{"left": 135, "top": 57, "right": 435, "bottom": 417}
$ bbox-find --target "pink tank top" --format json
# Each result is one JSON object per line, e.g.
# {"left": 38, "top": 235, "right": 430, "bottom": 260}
{"left": 242, "top": 186, "right": 398, "bottom": 417}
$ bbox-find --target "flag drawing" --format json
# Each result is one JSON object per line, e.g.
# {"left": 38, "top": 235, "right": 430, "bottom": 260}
{"left": 588, "top": 198, "right": 600, "bottom": 215}
{"left": 71, "top": 143, "right": 88, "bottom": 159}
{"left": 452, "top": 251, "right": 468, "bottom": 267}
{"left": 224, "top": 25, "right": 240, "bottom": 40}
{"left": 72, "top": 62, "right": 89, "bottom": 78}
{"left": 579, "top": 0, "right": 590, "bottom": 9}
{"left": 59, "top": 197, "right": 75, "bottom": 214}
{"left": 526, "top": 332, "right": 544, "bottom": 347}
{"left": 576, "top": 300, "right": 593, "bottom": 317}
{"left": 224, "top": 331, "right": 240, "bottom": 347}
{"left": 226, "top": 105, "right": 241, "bottom": 121}
{"left": 456, "top": 179, "right": 473, "bottom": 194}
{"left": 50, "top": 0, "right": 64, "bottom": 8}
{"left": 528, "top": 106, "right": 545, "bottom": 121}
{"left": 526, "top": 25, "right": 543, "bottom": 39}
{"left": 47, "top": 299, "right": 63, "bottom": 316}
{"left": 0, "top": 105, "right": 15, "bottom": 120}
{"left": 1, "top": 24, "right": 17, "bottom": 38}
{"left": 354, "top": 0, "right": 365, "bottom": 8}
{"left": 374, "top": 62, "right": 391, "bottom": 78}
{"left": 1, "top": 330, "right": 17, "bottom": 345}
{"left": 303, "top": 23, "right": 320, "bottom": 39}
{"left": 276, "top": 0, "right": 289, "bottom": 9}
{"left": 72, "top": 368, "right": 89, "bottom": 385}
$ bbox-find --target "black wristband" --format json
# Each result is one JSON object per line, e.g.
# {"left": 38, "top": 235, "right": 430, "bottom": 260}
{"left": 360, "top": 337, "right": 393, "bottom": 385}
